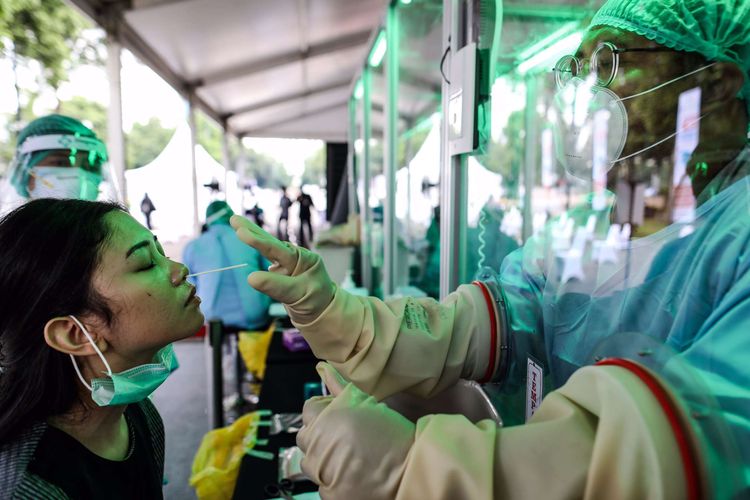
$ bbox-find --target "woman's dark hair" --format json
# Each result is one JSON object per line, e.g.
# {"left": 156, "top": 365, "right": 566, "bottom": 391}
{"left": 0, "top": 198, "right": 124, "bottom": 443}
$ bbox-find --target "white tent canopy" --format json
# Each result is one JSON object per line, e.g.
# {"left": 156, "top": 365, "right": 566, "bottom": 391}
{"left": 126, "top": 123, "right": 243, "bottom": 241}
{"left": 69, "top": 0, "right": 390, "bottom": 142}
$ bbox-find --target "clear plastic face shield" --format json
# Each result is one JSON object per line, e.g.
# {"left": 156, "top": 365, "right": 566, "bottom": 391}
{"left": 551, "top": 42, "right": 721, "bottom": 188}
{"left": 4, "top": 133, "right": 111, "bottom": 206}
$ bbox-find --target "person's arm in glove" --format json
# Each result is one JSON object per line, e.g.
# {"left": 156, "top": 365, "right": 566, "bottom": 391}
{"left": 299, "top": 363, "right": 691, "bottom": 500}
{"left": 230, "top": 215, "right": 498, "bottom": 400}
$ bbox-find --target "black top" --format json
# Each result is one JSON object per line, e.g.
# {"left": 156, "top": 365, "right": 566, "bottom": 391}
{"left": 279, "top": 195, "right": 292, "bottom": 218}
{"left": 297, "top": 194, "right": 313, "bottom": 220}
{"left": 27, "top": 404, "right": 163, "bottom": 499}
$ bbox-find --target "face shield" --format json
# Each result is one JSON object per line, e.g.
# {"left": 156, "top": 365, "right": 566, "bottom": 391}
{"left": 7, "top": 133, "right": 108, "bottom": 201}
{"left": 550, "top": 42, "right": 723, "bottom": 198}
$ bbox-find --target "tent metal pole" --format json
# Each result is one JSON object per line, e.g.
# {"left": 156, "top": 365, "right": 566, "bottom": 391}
{"left": 187, "top": 94, "right": 200, "bottom": 235}
{"left": 105, "top": 33, "right": 127, "bottom": 204}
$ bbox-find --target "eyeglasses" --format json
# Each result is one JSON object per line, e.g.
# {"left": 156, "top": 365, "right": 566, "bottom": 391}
{"left": 553, "top": 42, "right": 679, "bottom": 89}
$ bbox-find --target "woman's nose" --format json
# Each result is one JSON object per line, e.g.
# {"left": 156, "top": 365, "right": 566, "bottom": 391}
{"left": 170, "top": 262, "right": 188, "bottom": 286}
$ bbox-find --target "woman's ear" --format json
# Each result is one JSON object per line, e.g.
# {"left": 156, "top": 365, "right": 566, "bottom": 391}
{"left": 704, "top": 62, "right": 746, "bottom": 107}
{"left": 44, "top": 317, "right": 108, "bottom": 356}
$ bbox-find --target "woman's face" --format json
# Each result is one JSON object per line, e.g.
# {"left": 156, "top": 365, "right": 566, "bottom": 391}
{"left": 88, "top": 211, "right": 203, "bottom": 369}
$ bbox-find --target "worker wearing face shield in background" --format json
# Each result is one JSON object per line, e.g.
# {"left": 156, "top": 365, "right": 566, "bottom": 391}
{"left": 231, "top": 0, "right": 750, "bottom": 497}
{"left": 1, "top": 114, "right": 109, "bottom": 212}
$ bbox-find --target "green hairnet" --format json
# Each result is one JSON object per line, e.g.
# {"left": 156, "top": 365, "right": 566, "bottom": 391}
{"left": 205, "top": 201, "right": 234, "bottom": 226}
{"left": 17, "top": 114, "right": 99, "bottom": 145}
{"left": 590, "top": 0, "right": 750, "bottom": 124}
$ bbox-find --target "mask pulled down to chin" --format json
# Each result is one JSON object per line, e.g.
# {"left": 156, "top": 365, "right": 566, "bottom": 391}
{"left": 68, "top": 315, "right": 179, "bottom": 407}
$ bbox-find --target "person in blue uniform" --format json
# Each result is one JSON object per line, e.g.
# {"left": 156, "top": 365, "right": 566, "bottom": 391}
{"left": 183, "top": 201, "right": 270, "bottom": 331}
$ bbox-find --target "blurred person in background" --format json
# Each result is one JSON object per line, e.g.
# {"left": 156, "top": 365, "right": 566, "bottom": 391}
{"left": 296, "top": 185, "right": 315, "bottom": 248}
{"left": 277, "top": 186, "right": 291, "bottom": 241}
{"left": 140, "top": 193, "right": 156, "bottom": 230}
{"left": 183, "top": 201, "right": 270, "bottom": 331}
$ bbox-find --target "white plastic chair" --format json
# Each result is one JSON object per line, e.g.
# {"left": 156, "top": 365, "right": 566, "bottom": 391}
{"left": 560, "top": 227, "right": 589, "bottom": 283}
{"left": 593, "top": 224, "right": 620, "bottom": 265}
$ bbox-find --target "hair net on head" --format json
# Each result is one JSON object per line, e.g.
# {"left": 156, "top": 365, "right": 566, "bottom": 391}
{"left": 17, "top": 114, "right": 99, "bottom": 145}
{"left": 205, "top": 201, "right": 234, "bottom": 226}
{"left": 590, "top": 0, "right": 750, "bottom": 126}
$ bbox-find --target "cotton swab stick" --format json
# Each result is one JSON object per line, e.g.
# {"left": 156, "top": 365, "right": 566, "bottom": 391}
{"left": 186, "top": 263, "right": 247, "bottom": 278}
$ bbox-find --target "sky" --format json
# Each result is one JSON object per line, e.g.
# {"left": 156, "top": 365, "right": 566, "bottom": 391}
{"left": 0, "top": 29, "right": 322, "bottom": 178}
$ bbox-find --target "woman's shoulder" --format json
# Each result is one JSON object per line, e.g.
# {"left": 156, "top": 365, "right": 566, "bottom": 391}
{"left": 11, "top": 471, "right": 70, "bottom": 499}
{"left": 0, "top": 421, "right": 70, "bottom": 499}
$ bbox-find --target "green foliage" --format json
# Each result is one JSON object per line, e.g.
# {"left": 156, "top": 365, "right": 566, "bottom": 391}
{"left": 478, "top": 109, "right": 526, "bottom": 196}
{"left": 242, "top": 148, "right": 291, "bottom": 189}
{"left": 195, "top": 112, "right": 224, "bottom": 165}
{"left": 302, "top": 146, "right": 326, "bottom": 186}
{"left": 398, "top": 124, "right": 431, "bottom": 167}
{"left": 193, "top": 113, "right": 291, "bottom": 188}
{"left": 58, "top": 96, "right": 107, "bottom": 142}
{"left": 127, "top": 117, "right": 175, "bottom": 169}
{"left": 0, "top": 0, "right": 88, "bottom": 89}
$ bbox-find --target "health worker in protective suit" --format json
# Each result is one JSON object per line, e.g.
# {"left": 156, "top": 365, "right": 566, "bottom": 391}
{"left": 2, "top": 114, "right": 108, "bottom": 211}
{"left": 183, "top": 201, "right": 271, "bottom": 331}
{"left": 230, "top": 0, "right": 750, "bottom": 497}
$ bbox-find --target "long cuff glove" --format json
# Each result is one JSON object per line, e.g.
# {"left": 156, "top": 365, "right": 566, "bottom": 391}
{"left": 231, "top": 215, "right": 335, "bottom": 324}
{"left": 298, "top": 363, "right": 415, "bottom": 500}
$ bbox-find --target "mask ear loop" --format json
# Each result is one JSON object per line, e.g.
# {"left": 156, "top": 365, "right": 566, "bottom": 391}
{"left": 68, "top": 315, "right": 113, "bottom": 391}
{"left": 612, "top": 110, "right": 712, "bottom": 164}
{"left": 617, "top": 62, "right": 716, "bottom": 103}
{"left": 608, "top": 62, "right": 717, "bottom": 165}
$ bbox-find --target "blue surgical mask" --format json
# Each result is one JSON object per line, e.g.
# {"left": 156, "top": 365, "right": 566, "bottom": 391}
{"left": 68, "top": 315, "right": 179, "bottom": 406}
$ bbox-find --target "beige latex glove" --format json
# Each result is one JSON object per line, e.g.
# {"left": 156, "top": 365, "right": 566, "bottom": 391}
{"left": 299, "top": 364, "right": 688, "bottom": 500}
{"left": 294, "top": 284, "right": 493, "bottom": 400}
{"left": 298, "top": 363, "right": 415, "bottom": 500}
{"left": 398, "top": 365, "right": 689, "bottom": 500}
{"left": 230, "top": 215, "right": 335, "bottom": 324}
{"left": 232, "top": 214, "right": 495, "bottom": 400}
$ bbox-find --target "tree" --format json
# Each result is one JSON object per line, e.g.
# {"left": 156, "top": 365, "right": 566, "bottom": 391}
{"left": 241, "top": 148, "right": 291, "bottom": 188}
{"left": 0, "top": 0, "right": 91, "bottom": 127}
{"left": 58, "top": 96, "right": 108, "bottom": 142}
{"left": 195, "top": 112, "right": 225, "bottom": 164}
{"left": 302, "top": 146, "right": 326, "bottom": 186}
{"left": 126, "top": 118, "right": 175, "bottom": 169}
{"left": 479, "top": 109, "right": 526, "bottom": 197}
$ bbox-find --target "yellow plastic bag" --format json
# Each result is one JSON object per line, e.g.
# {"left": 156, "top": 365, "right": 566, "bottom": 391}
{"left": 189, "top": 410, "right": 271, "bottom": 500}
{"left": 237, "top": 321, "right": 275, "bottom": 380}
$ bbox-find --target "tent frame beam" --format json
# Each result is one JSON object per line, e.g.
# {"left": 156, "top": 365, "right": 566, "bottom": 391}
{"left": 193, "top": 29, "right": 372, "bottom": 89}
{"left": 225, "top": 78, "right": 351, "bottom": 119}
{"left": 238, "top": 100, "right": 347, "bottom": 136}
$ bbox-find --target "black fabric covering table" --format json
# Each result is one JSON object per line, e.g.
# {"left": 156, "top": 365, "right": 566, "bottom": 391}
{"left": 232, "top": 329, "right": 320, "bottom": 499}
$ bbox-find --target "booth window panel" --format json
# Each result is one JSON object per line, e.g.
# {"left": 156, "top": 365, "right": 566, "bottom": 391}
{"left": 394, "top": 0, "right": 443, "bottom": 298}
{"left": 463, "top": 0, "right": 674, "bottom": 292}
{"left": 367, "top": 64, "right": 387, "bottom": 298}
{"left": 355, "top": 97, "right": 367, "bottom": 221}
{"left": 464, "top": 6, "right": 601, "bottom": 283}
